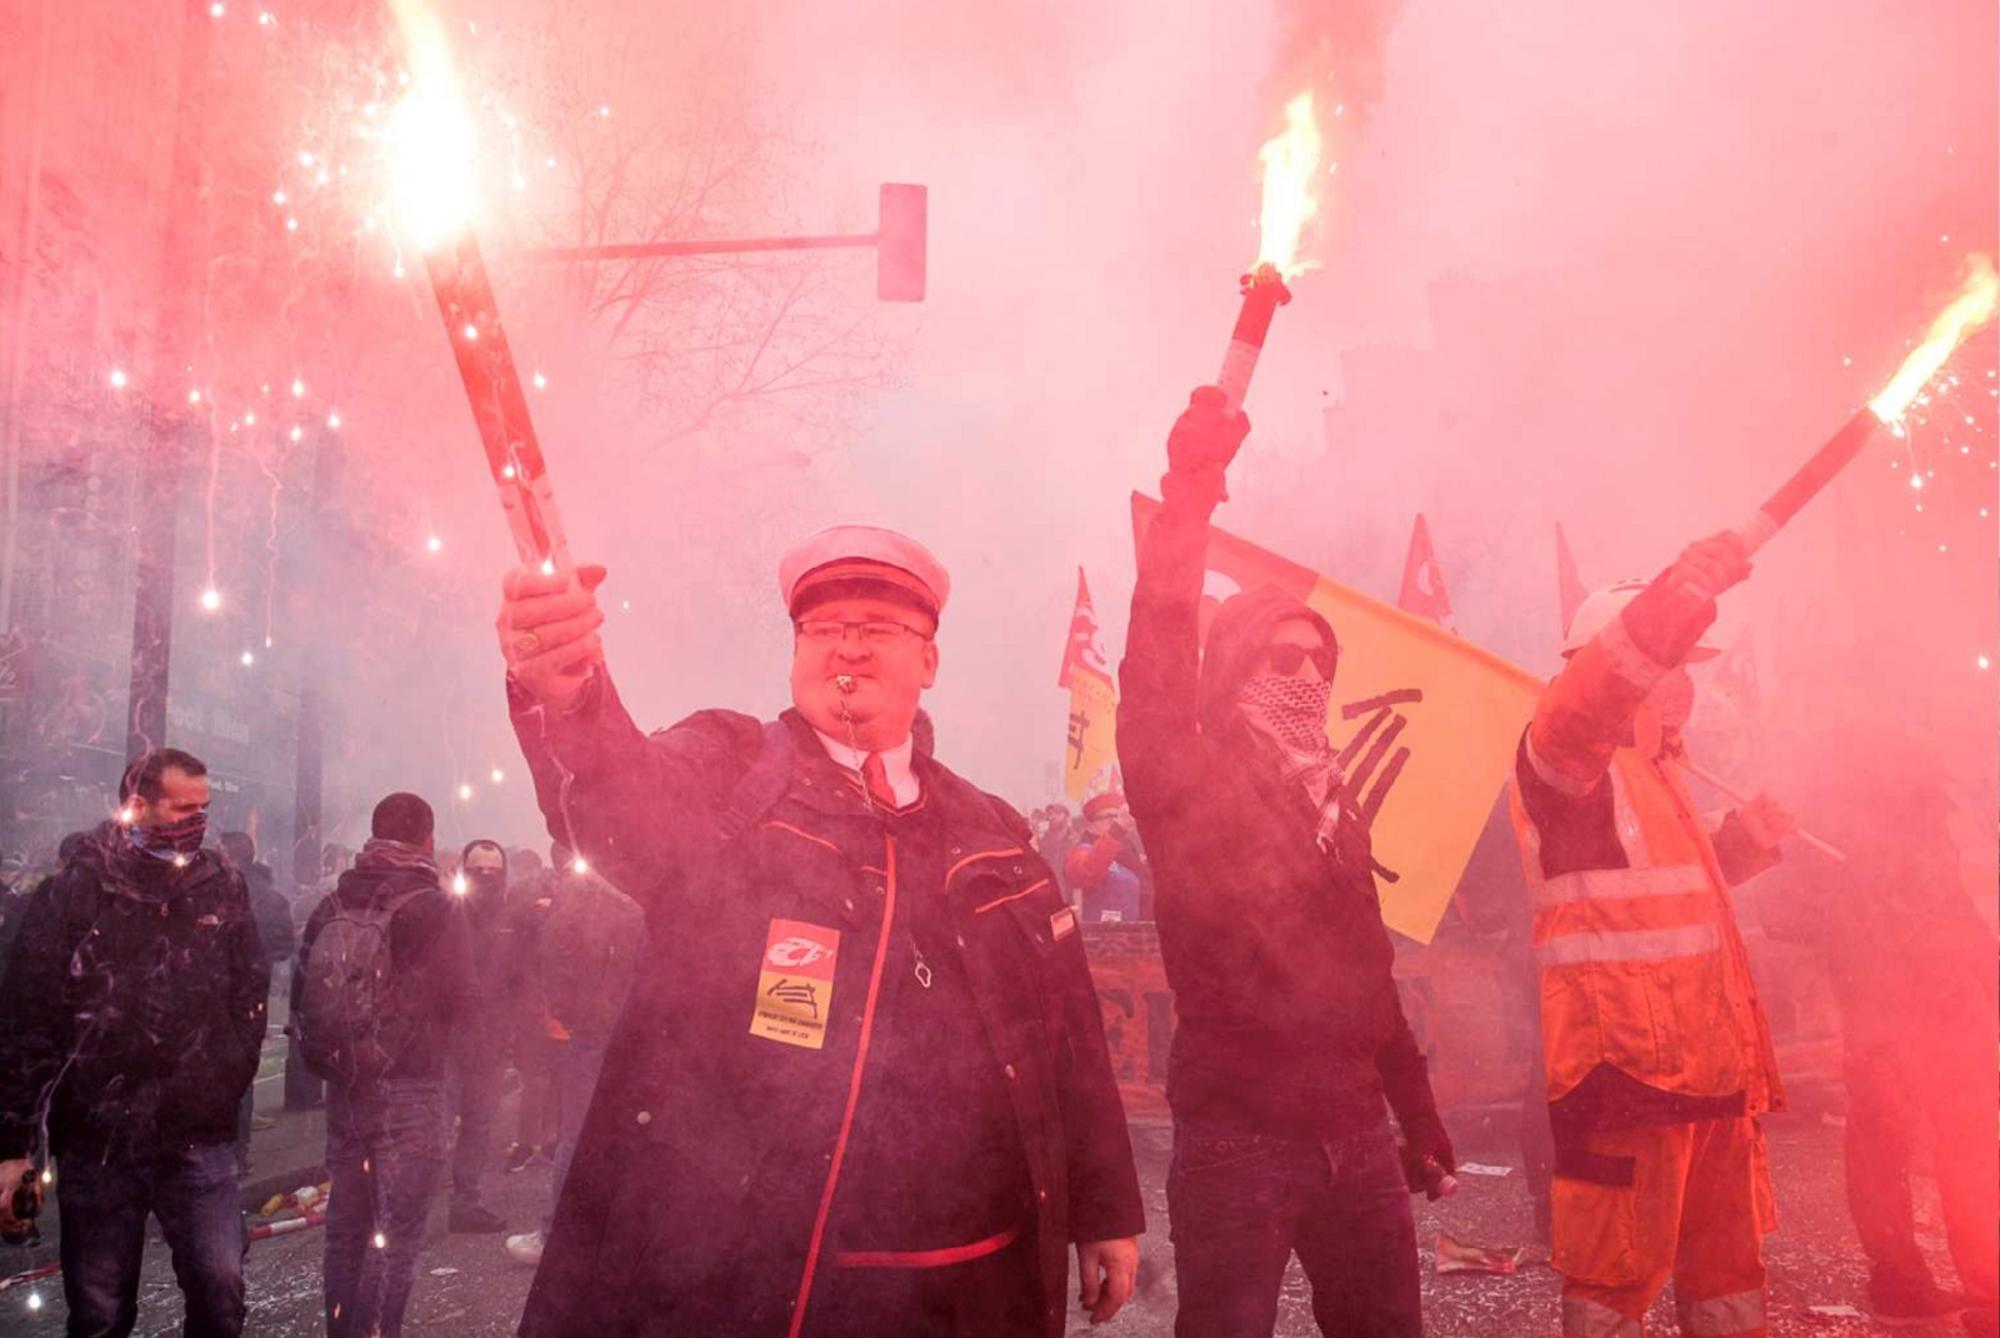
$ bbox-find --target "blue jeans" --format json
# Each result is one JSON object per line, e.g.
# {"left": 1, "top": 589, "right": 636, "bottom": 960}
{"left": 1167, "top": 1117, "right": 1419, "bottom": 1338}
{"left": 324, "top": 1079, "right": 447, "bottom": 1337}
{"left": 57, "top": 1142, "right": 247, "bottom": 1337}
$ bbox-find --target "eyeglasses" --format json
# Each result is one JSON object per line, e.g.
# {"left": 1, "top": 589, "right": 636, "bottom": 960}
{"left": 1263, "top": 642, "right": 1336, "bottom": 679}
{"left": 794, "top": 619, "right": 931, "bottom": 646}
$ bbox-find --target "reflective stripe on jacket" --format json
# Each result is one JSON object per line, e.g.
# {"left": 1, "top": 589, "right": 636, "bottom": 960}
{"left": 1508, "top": 611, "right": 1781, "bottom": 1116}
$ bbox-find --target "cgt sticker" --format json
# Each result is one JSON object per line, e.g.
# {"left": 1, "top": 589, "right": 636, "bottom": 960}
{"left": 750, "top": 918, "right": 840, "bottom": 1050}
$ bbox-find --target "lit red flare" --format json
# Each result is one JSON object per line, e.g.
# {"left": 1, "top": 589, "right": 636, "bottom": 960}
{"left": 1214, "top": 91, "right": 1326, "bottom": 411}
{"left": 1867, "top": 253, "right": 1998, "bottom": 425}
{"left": 1255, "top": 91, "right": 1325, "bottom": 280}
{"left": 1741, "top": 253, "right": 1998, "bottom": 553}
{"left": 383, "top": 0, "right": 569, "bottom": 570}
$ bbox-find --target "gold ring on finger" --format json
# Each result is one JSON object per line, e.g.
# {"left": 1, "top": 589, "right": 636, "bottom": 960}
{"left": 515, "top": 631, "right": 542, "bottom": 654}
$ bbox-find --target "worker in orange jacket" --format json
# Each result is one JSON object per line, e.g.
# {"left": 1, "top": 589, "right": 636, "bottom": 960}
{"left": 1509, "top": 533, "right": 1796, "bottom": 1338}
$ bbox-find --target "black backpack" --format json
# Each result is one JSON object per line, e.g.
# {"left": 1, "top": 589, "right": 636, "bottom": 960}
{"left": 295, "top": 883, "right": 433, "bottom": 1083}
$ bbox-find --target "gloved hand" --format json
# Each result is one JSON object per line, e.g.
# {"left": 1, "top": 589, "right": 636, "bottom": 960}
{"left": 1668, "top": 531, "right": 1752, "bottom": 600}
{"left": 1735, "top": 792, "right": 1796, "bottom": 849}
{"left": 1398, "top": 1110, "right": 1458, "bottom": 1200}
{"left": 1620, "top": 531, "right": 1750, "bottom": 668}
{"left": 1164, "top": 385, "right": 1251, "bottom": 503}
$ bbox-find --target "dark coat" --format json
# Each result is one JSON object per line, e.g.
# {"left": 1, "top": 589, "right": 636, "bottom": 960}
{"left": 241, "top": 860, "right": 298, "bottom": 966}
{"left": 0, "top": 831, "right": 269, "bottom": 1161}
{"left": 1117, "top": 479, "right": 1436, "bottom": 1138}
{"left": 510, "top": 686, "right": 1143, "bottom": 1337}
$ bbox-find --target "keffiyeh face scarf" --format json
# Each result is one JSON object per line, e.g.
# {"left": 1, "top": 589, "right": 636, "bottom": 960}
{"left": 1236, "top": 673, "right": 1347, "bottom": 850}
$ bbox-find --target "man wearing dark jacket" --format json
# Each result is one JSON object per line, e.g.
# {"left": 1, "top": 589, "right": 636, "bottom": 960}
{"left": 504, "top": 849, "right": 648, "bottom": 1267}
{"left": 445, "top": 837, "right": 513, "bottom": 1233}
{"left": 221, "top": 829, "right": 295, "bottom": 1172}
{"left": 1119, "top": 388, "right": 1452, "bottom": 1337}
{"left": 1761, "top": 763, "right": 1997, "bottom": 1334}
{"left": 496, "top": 524, "right": 1145, "bottom": 1336}
{"left": 221, "top": 830, "right": 298, "bottom": 968}
{"left": 295, "top": 792, "right": 477, "bottom": 1337}
{"left": 0, "top": 747, "right": 269, "bottom": 1335}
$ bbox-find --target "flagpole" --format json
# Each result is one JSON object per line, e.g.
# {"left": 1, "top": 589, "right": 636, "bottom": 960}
{"left": 1679, "top": 761, "right": 1846, "bottom": 862}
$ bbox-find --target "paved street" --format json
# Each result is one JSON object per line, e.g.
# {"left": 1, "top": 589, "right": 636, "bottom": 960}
{"left": 1, "top": 1099, "right": 1973, "bottom": 1336}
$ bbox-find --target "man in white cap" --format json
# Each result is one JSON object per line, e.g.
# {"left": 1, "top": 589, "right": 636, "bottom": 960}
{"left": 1509, "top": 535, "right": 1796, "bottom": 1338}
{"left": 494, "top": 530, "right": 1143, "bottom": 1336}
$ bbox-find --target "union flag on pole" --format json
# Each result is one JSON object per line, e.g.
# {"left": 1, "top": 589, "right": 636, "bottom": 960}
{"left": 1060, "top": 568, "right": 1119, "bottom": 799}
{"left": 1058, "top": 567, "right": 1112, "bottom": 688}
{"left": 1555, "top": 523, "right": 1588, "bottom": 641}
{"left": 1133, "top": 496, "right": 1543, "bottom": 943}
{"left": 1396, "top": 514, "right": 1456, "bottom": 631}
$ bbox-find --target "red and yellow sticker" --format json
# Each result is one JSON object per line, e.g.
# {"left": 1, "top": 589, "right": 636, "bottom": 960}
{"left": 750, "top": 918, "right": 840, "bottom": 1050}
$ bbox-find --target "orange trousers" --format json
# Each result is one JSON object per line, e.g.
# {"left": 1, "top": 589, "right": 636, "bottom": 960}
{"left": 1552, "top": 1117, "right": 1776, "bottom": 1337}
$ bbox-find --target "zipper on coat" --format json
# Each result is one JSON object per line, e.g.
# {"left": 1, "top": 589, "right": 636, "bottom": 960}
{"left": 787, "top": 834, "right": 899, "bottom": 1338}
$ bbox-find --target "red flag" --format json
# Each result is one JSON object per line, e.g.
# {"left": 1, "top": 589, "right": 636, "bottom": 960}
{"left": 1555, "top": 523, "right": 1588, "bottom": 640}
{"left": 1396, "top": 515, "right": 1456, "bottom": 632}
{"left": 1057, "top": 567, "right": 1112, "bottom": 689}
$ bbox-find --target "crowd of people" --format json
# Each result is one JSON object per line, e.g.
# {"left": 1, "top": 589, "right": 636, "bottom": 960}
{"left": 1027, "top": 793, "right": 1155, "bottom": 925}
{"left": 0, "top": 750, "right": 645, "bottom": 1335}
{"left": 0, "top": 387, "right": 1991, "bottom": 1338}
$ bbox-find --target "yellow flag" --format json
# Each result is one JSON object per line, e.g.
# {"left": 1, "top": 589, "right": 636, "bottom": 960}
{"left": 1060, "top": 569, "right": 1120, "bottom": 798}
{"left": 1065, "top": 667, "right": 1120, "bottom": 799}
{"left": 1132, "top": 496, "right": 1543, "bottom": 943}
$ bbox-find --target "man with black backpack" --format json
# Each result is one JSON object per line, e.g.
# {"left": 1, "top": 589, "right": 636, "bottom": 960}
{"left": 293, "top": 792, "right": 475, "bottom": 1337}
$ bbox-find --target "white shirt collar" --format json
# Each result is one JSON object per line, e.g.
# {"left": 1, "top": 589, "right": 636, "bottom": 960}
{"left": 812, "top": 728, "right": 920, "bottom": 807}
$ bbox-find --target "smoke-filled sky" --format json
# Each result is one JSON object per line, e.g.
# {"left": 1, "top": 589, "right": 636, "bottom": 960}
{"left": 473, "top": 0, "right": 1994, "bottom": 818}
{"left": 6, "top": 0, "right": 1994, "bottom": 859}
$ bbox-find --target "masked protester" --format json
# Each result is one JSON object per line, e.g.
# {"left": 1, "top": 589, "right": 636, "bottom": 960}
{"left": 1118, "top": 387, "right": 1450, "bottom": 1338}
{"left": 295, "top": 792, "right": 478, "bottom": 1338}
{"left": 501, "top": 846, "right": 562, "bottom": 1178}
{"left": 496, "top": 525, "right": 1144, "bottom": 1336}
{"left": 0, "top": 748, "right": 269, "bottom": 1336}
{"left": 439, "top": 838, "right": 513, "bottom": 1234}
{"left": 1511, "top": 557, "right": 1795, "bottom": 1338}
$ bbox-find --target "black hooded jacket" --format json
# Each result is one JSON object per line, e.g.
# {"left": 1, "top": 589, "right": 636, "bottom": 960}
{"left": 294, "top": 853, "right": 477, "bottom": 1084}
{"left": 453, "top": 841, "right": 513, "bottom": 1058}
{"left": 0, "top": 827, "right": 269, "bottom": 1161}
{"left": 1118, "top": 479, "right": 1438, "bottom": 1139}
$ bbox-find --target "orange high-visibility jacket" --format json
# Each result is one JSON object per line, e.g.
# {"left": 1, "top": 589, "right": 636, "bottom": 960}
{"left": 1508, "top": 613, "right": 1782, "bottom": 1117}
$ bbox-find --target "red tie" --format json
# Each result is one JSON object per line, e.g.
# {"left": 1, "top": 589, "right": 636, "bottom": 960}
{"left": 861, "top": 753, "right": 899, "bottom": 809}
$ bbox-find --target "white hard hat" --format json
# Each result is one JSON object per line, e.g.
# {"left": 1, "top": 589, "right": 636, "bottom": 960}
{"left": 1562, "top": 579, "right": 1721, "bottom": 660}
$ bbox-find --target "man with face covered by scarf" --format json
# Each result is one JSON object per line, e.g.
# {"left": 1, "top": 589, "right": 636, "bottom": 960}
{"left": 1118, "top": 387, "right": 1450, "bottom": 1337}
{"left": 445, "top": 838, "right": 515, "bottom": 1234}
{"left": 0, "top": 747, "right": 269, "bottom": 1334}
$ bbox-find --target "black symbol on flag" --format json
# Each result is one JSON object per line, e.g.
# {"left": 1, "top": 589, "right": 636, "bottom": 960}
{"left": 1335, "top": 688, "right": 1423, "bottom": 883}
{"left": 1067, "top": 709, "right": 1091, "bottom": 770}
